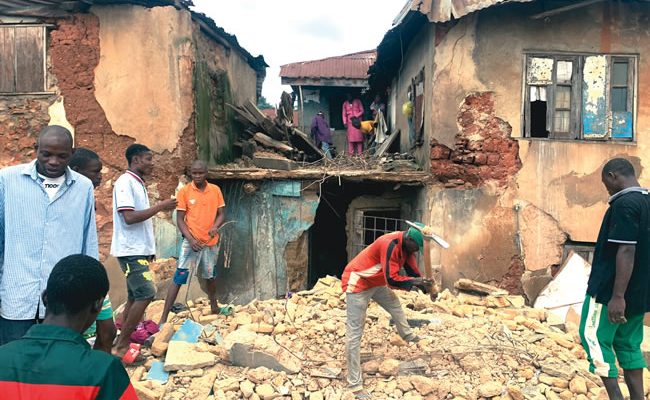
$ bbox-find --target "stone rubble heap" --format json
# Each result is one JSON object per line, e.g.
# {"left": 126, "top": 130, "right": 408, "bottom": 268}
{"left": 128, "top": 276, "right": 650, "bottom": 400}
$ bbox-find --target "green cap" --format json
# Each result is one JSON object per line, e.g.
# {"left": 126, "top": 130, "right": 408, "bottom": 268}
{"left": 406, "top": 222, "right": 425, "bottom": 249}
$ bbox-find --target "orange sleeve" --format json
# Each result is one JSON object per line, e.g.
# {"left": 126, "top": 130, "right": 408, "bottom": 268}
{"left": 176, "top": 185, "right": 188, "bottom": 211}
{"left": 214, "top": 185, "right": 225, "bottom": 208}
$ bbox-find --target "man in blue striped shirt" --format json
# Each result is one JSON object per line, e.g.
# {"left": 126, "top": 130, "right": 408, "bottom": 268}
{"left": 0, "top": 125, "right": 98, "bottom": 345}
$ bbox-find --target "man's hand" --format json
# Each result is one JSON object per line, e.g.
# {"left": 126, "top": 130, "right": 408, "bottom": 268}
{"left": 208, "top": 225, "right": 220, "bottom": 238}
{"left": 608, "top": 296, "right": 627, "bottom": 324}
{"left": 411, "top": 277, "right": 433, "bottom": 294}
{"left": 158, "top": 198, "right": 177, "bottom": 211}
{"left": 188, "top": 237, "right": 204, "bottom": 252}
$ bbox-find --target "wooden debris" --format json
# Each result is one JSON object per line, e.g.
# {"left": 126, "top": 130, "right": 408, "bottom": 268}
{"left": 454, "top": 278, "right": 509, "bottom": 296}
{"left": 253, "top": 132, "right": 294, "bottom": 153}
{"left": 374, "top": 129, "right": 400, "bottom": 158}
{"left": 227, "top": 98, "right": 324, "bottom": 162}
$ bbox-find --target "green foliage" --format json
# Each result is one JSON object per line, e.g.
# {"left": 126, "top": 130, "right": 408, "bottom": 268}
{"left": 257, "top": 95, "right": 274, "bottom": 110}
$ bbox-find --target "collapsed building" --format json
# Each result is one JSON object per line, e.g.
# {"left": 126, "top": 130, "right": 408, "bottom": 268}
{"left": 0, "top": 0, "right": 266, "bottom": 306}
{"left": 209, "top": 0, "right": 650, "bottom": 307}
{"left": 3, "top": 0, "right": 650, "bottom": 311}
{"left": 366, "top": 0, "right": 650, "bottom": 305}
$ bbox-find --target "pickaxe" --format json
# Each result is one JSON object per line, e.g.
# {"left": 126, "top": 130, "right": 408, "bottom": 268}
{"left": 405, "top": 220, "right": 449, "bottom": 301}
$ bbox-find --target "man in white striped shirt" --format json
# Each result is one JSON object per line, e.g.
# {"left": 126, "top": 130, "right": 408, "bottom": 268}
{"left": 0, "top": 125, "right": 98, "bottom": 345}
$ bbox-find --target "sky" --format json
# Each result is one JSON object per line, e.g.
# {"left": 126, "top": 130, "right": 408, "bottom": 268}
{"left": 191, "top": 1, "right": 407, "bottom": 106}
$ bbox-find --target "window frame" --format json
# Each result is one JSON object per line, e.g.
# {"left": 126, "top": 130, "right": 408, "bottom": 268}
{"left": 0, "top": 24, "right": 49, "bottom": 95}
{"left": 522, "top": 51, "right": 637, "bottom": 142}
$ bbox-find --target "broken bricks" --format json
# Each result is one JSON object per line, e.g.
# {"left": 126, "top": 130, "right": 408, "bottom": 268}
{"left": 163, "top": 341, "right": 217, "bottom": 372}
{"left": 126, "top": 276, "right": 607, "bottom": 399}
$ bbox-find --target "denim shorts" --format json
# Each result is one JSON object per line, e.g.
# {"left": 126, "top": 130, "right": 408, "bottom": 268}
{"left": 172, "top": 238, "right": 219, "bottom": 285}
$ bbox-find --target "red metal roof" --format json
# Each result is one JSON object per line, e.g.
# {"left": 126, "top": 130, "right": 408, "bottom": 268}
{"left": 279, "top": 50, "right": 376, "bottom": 80}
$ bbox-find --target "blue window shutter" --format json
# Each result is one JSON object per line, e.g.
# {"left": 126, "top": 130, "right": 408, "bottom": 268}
{"left": 611, "top": 111, "right": 633, "bottom": 139}
{"left": 582, "top": 56, "right": 609, "bottom": 138}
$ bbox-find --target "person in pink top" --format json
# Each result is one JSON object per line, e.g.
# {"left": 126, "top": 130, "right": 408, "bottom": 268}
{"left": 342, "top": 94, "right": 365, "bottom": 155}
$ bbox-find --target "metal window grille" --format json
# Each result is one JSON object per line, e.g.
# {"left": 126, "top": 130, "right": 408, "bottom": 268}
{"left": 350, "top": 210, "right": 403, "bottom": 257}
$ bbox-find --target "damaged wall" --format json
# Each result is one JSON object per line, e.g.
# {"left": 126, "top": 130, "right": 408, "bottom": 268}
{"left": 417, "top": 1, "right": 650, "bottom": 298}
{"left": 193, "top": 22, "right": 258, "bottom": 165}
{"left": 92, "top": 5, "right": 194, "bottom": 154}
{"left": 0, "top": 4, "right": 264, "bottom": 308}
{"left": 47, "top": 11, "right": 196, "bottom": 259}
{"left": 214, "top": 181, "right": 318, "bottom": 305}
{"left": 390, "top": 22, "right": 436, "bottom": 169}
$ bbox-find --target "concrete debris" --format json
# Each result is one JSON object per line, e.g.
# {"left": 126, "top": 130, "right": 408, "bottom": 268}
{"left": 163, "top": 341, "right": 217, "bottom": 372}
{"left": 127, "top": 275, "right": 620, "bottom": 399}
{"left": 151, "top": 323, "right": 175, "bottom": 357}
{"left": 534, "top": 251, "right": 592, "bottom": 325}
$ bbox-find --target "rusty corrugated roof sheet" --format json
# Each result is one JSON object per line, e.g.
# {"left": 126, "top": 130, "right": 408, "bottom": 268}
{"left": 410, "top": 0, "right": 533, "bottom": 22}
{"left": 280, "top": 50, "right": 376, "bottom": 80}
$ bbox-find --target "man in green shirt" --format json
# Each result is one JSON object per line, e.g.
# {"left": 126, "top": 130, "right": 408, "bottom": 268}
{"left": 0, "top": 254, "right": 137, "bottom": 399}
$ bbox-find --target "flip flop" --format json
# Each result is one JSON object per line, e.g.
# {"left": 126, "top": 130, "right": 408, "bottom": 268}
{"left": 121, "top": 343, "right": 141, "bottom": 365}
{"left": 218, "top": 306, "right": 233, "bottom": 316}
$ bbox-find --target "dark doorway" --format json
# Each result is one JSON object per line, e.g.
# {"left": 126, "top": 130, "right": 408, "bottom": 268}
{"left": 307, "top": 181, "right": 419, "bottom": 288}
{"left": 308, "top": 183, "right": 351, "bottom": 288}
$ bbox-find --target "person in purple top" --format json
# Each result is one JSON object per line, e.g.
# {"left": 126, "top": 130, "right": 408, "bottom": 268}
{"left": 310, "top": 111, "right": 333, "bottom": 159}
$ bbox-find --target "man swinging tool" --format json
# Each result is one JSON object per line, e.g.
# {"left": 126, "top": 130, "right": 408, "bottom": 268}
{"left": 341, "top": 221, "right": 446, "bottom": 399}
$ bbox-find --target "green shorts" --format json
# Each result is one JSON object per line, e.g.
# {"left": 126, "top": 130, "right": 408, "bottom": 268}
{"left": 579, "top": 295, "right": 646, "bottom": 377}
{"left": 118, "top": 256, "right": 156, "bottom": 301}
{"left": 83, "top": 297, "right": 114, "bottom": 338}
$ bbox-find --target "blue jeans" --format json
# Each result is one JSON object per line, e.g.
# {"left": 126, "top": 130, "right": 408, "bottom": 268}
{"left": 0, "top": 316, "right": 39, "bottom": 345}
{"left": 321, "top": 142, "right": 333, "bottom": 159}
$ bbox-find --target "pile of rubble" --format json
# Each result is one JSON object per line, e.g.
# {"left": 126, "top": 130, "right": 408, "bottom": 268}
{"left": 127, "top": 276, "right": 650, "bottom": 400}
{"left": 224, "top": 95, "right": 415, "bottom": 172}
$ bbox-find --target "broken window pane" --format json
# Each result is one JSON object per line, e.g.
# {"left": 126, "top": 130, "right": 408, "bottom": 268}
{"left": 530, "top": 100, "right": 548, "bottom": 138}
{"left": 555, "top": 86, "right": 571, "bottom": 109}
{"left": 554, "top": 110, "right": 570, "bottom": 133}
{"left": 612, "top": 87, "right": 628, "bottom": 112}
{"left": 612, "top": 61, "right": 628, "bottom": 86}
{"left": 527, "top": 57, "right": 554, "bottom": 85}
{"left": 556, "top": 61, "right": 573, "bottom": 83}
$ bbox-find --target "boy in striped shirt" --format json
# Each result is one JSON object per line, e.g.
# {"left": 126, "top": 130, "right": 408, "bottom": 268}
{"left": 0, "top": 254, "right": 136, "bottom": 399}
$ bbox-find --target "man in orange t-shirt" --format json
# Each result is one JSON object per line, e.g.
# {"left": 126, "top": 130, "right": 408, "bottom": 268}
{"left": 159, "top": 160, "right": 226, "bottom": 325}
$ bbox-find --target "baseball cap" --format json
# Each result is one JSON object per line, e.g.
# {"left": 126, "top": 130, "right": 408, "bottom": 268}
{"left": 406, "top": 222, "right": 425, "bottom": 249}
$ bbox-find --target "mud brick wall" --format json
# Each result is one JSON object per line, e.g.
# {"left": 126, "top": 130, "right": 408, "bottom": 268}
{"left": 45, "top": 14, "right": 196, "bottom": 257}
{"left": 430, "top": 92, "right": 521, "bottom": 188}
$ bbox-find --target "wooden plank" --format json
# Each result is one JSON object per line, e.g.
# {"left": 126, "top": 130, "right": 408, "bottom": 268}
{"left": 454, "top": 279, "right": 508, "bottom": 296}
{"left": 374, "top": 129, "right": 400, "bottom": 158}
{"left": 243, "top": 99, "right": 270, "bottom": 123}
{"left": 226, "top": 103, "right": 258, "bottom": 126}
{"left": 289, "top": 127, "right": 324, "bottom": 159}
{"left": 0, "top": 27, "right": 16, "bottom": 92}
{"left": 207, "top": 167, "right": 431, "bottom": 184}
{"left": 14, "top": 26, "right": 44, "bottom": 92}
{"left": 252, "top": 156, "right": 297, "bottom": 171}
{"left": 253, "top": 132, "right": 294, "bottom": 153}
